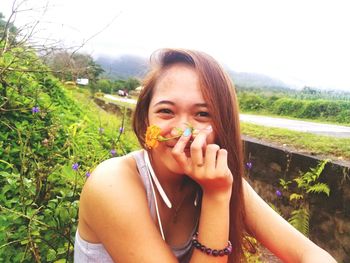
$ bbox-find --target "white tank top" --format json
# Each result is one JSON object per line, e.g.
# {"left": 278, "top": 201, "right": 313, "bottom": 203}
{"left": 74, "top": 150, "right": 197, "bottom": 263}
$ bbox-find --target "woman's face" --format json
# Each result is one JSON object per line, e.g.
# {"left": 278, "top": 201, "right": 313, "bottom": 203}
{"left": 148, "top": 63, "right": 216, "bottom": 174}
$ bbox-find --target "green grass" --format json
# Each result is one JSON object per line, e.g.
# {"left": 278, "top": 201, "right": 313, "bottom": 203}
{"left": 241, "top": 122, "right": 350, "bottom": 161}
{"left": 66, "top": 88, "right": 140, "bottom": 151}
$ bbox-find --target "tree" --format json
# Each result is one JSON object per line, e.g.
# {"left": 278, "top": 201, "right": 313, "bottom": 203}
{"left": 124, "top": 77, "right": 140, "bottom": 92}
{"left": 44, "top": 51, "right": 104, "bottom": 83}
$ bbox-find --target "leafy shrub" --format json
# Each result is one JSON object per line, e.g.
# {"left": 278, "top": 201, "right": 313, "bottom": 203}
{"left": 0, "top": 43, "right": 139, "bottom": 262}
{"left": 276, "top": 160, "right": 330, "bottom": 236}
{"left": 238, "top": 92, "right": 267, "bottom": 111}
{"left": 272, "top": 98, "right": 305, "bottom": 116}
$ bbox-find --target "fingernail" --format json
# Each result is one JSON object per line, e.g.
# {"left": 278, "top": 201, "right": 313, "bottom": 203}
{"left": 206, "top": 125, "right": 213, "bottom": 131}
{"left": 183, "top": 127, "right": 192, "bottom": 137}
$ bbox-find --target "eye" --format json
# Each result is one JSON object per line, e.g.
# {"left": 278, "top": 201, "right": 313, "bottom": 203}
{"left": 157, "top": 108, "right": 173, "bottom": 114}
{"left": 196, "top": 111, "right": 210, "bottom": 118}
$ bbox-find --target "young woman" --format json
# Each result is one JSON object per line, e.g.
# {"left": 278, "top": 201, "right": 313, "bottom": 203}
{"left": 74, "top": 49, "right": 336, "bottom": 262}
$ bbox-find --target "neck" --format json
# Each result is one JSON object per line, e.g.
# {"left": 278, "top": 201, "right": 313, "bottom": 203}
{"left": 147, "top": 150, "right": 197, "bottom": 206}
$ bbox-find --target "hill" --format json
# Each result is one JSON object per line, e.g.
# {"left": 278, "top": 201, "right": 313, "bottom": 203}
{"left": 227, "top": 70, "right": 294, "bottom": 92}
{"left": 96, "top": 54, "right": 149, "bottom": 79}
{"left": 95, "top": 54, "right": 295, "bottom": 91}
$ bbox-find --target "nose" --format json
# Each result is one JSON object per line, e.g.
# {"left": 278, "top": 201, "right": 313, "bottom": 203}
{"left": 170, "top": 116, "right": 191, "bottom": 136}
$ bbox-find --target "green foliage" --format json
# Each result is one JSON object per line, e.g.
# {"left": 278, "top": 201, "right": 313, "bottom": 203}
{"left": 275, "top": 160, "right": 330, "bottom": 236}
{"left": 272, "top": 98, "right": 305, "bottom": 116}
{"left": 94, "top": 77, "right": 140, "bottom": 95}
{"left": 293, "top": 159, "right": 330, "bottom": 196}
{"left": 124, "top": 77, "right": 140, "bottom": 91}
{"left": 237, "top": 91, "right": 350, "bottom": 124}
{"left": 238, "top": 92, "right": 267, "bottom": 111}
{"left": 0, "top": 12, "right": 17, "bottom": 43}
{"left": 243, "top": 236, "right": 263, "bottom": 262}
{"left": 0, "top": 40, "right": 139, "bottom": 262}
{"left": 288, "top": 208, "right": 310, "bottom": 236}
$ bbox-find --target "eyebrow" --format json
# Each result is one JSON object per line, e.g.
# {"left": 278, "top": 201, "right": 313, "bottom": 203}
{"left": 153, "top": 100, "right": 208, "bottom": 107}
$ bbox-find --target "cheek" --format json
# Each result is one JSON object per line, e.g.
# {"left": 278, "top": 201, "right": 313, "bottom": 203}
{"left": 207, "top": 132, "right": 216, "bottom": 145}
{"left": 148, "top": 117, "right": 177, "bottom": 135}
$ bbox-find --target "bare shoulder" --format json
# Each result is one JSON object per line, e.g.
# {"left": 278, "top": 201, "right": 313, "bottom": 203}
{"left": 78, "top": 150, "right": 177, "bottom": 262}
{"left": 79, "top": 150, "right": 149, "bottom": 235}
{"left": 83, "top": 151, "right": 141, "bottom": 191}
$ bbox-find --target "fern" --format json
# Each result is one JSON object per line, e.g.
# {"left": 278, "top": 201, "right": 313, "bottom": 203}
{"left": 301, "top": 159, "right": 329, "bottom": 184}
{"left": 288, "top": 208, "right": 309, "bottom": 236}
{"left": 289, "top": 193, "right": 303, "bottom": 201}
{"left": 306, "top": 183, "right": 330, "bottom": 196}
{"left": 311, "top": 159, "right": 329, "bottom": 181}
{"left": 294, "top": 177, "right": 307, "bottom": 188}
{"left": 279, "top": 178, "right": 292, "bottom": 190}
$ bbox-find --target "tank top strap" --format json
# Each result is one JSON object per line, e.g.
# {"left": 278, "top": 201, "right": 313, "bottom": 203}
{"left": 130, "top": 150, "right": 156, "bottom": 220}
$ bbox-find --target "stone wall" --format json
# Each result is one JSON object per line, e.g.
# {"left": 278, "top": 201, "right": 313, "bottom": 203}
{"left": 94, "top": 97, "right": 133, "bottom": 117}
{"left": 243, "top": 136, "right": 350, "bottom": 262}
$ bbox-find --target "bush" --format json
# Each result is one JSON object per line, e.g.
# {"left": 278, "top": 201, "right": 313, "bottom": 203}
{"left": 272, "top": 98, "right": 305, "bottom": 116}
{"left": 238, "top": 92, "right": 267, "bottom": 111}
{"left": 0, "top": 44, "right": 139, "bottom": 262}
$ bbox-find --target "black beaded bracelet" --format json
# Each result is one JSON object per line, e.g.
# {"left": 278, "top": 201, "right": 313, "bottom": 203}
{"left": 192, "top": 232, "right": 233, "bottom": 257}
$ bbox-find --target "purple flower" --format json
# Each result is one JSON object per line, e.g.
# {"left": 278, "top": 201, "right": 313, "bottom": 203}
{"left": 276, "top": 190, "right": 282, "bottom": 197}
{"left": 246, "top": 162, "right": 252, "bottom": 170}
{"left": 110, "top": 149, "right": 116, "bottom": 156}
{"left": 99, "top": 127, "right": 104, "bottom": 134}
{"left": 32, "top": 106, "right": 40, "bottom": 114}
{"left": 86, "top": 171, "right": 91, "bottom": 178}
{"left": 72, "top": 163, "right": 79, "bottom": 171}
{"left": 119, "top": 127, "right": 124, "bottom": 133}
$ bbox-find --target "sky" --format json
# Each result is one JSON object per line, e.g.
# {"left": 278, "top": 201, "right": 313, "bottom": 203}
{"left": 1, "top": 0, "right": 350, "bottom": 91}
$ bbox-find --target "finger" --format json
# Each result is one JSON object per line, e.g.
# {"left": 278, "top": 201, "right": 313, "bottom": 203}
{"left": 171, "top": 127, "right": 192, "bottom": 169}
{"left": 190, "top": 126, "right": 212, "bottom": 167}
{"left": 204, "top": 144, "right": 220, "bottom": 173}
{"left": 216, "top": 149, "right": 229, "bottom": 175}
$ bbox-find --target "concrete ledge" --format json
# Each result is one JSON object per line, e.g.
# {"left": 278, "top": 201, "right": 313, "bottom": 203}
{"left": 243, "top": 136, "right": 350, "bottom": 262}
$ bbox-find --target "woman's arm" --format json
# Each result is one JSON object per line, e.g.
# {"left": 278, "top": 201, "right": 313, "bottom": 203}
{"left": 79, "top": 157, "right": 178, "bottom": 263}
{"left": 171, "top": 127, "right": 233, "bottom": 263}
{"left": 243, "top": 179, "right": 337, "bottom": 263}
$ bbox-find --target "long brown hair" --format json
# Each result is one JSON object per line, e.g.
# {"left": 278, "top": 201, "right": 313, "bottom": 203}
{"left": 133, "top": 48, "right": 246, "bottom": 262}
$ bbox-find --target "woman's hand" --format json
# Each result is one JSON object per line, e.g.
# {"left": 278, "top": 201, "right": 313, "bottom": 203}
{"left": 171, "top": 126, "right": 233, "bottom": 200}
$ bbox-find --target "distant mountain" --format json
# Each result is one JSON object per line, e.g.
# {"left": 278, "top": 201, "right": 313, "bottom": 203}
{"left": 227, "top": 69, "right": 295, "bottom": 91}
{"left": 95, "top": 54, "right": 295, "bottom": 92}
{"left": 96, "top": 55, "right": 149, "bottom": 79}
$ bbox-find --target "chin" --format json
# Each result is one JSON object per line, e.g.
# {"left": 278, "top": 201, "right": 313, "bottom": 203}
{"left": 153, "top": 146, "right": 188, "bottom": 175}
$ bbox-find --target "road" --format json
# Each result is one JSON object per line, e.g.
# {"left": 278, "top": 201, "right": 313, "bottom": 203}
{"left": 104, "top": 94, "right": 137, "bottom": 104}
{"left": 104, "top": 94, "right": 350, "bottom": 138}
{"left": 240, "top": 114, "right": 350, "bottom": 138}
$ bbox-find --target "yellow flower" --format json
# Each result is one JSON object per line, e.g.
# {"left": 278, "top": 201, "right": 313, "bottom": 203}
{"left": 145, "top": 125, "right": 162, "bottom": 149}
{"left": 145, "top": 124, "right": 194, "bottom": 149}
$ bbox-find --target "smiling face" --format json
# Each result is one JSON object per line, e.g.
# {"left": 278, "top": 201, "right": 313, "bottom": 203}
{"left": 148, "top": 63, "right": 216, "bottom": 175}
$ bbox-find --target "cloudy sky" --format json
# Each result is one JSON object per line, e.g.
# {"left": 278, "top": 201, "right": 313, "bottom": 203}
{"left": 1, "top": 0, "right": 350, "bottom": 90}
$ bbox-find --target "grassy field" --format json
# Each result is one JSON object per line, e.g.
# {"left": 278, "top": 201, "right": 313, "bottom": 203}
{"left": 241, "top": 122, "right": 350, "bottom": 162}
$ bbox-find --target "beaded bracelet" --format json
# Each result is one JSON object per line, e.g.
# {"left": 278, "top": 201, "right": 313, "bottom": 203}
{"left": 192, "top": 232, "right": 233, "bottom": 257}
